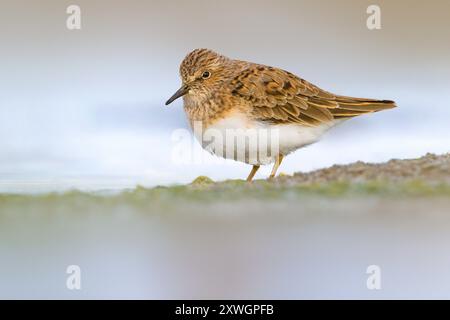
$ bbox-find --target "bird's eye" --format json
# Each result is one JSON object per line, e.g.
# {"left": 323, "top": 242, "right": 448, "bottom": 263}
{"left": 202, "top": 71, "right": 211, "bottom": 79}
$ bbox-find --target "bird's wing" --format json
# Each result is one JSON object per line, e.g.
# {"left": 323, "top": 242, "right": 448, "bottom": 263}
{"left": 230, "top": 65, "right": 396, "bottom": 126}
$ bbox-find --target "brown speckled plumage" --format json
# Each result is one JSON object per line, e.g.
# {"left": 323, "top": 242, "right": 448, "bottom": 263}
{"left": 175, "top": 48, "right": 396, "bottom": 128}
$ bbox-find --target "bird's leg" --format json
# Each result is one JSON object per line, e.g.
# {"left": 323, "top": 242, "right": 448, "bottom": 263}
{"left": 269, "top": 154, "right": 284, "bottom": 179}
{"left": 246, "top": 165, "right": 260, "bottom": 182}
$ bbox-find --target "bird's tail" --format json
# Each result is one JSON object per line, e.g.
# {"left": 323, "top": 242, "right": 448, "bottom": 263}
{"left": 330, "top": 96, "right": 397, "bottom": 119}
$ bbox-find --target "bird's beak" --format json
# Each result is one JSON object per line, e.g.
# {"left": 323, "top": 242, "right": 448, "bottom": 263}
{"left": 165, "top": 84, "right": 189, "bottom": 106}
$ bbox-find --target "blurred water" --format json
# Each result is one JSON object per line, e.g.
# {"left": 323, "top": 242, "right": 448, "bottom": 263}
{"left": 1, "top": 197, "right": 450, "bottom": 299}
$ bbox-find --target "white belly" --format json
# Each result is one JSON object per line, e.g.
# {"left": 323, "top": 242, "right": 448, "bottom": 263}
{"left": 193, "top": 114, "right": 338, "bottom": 165}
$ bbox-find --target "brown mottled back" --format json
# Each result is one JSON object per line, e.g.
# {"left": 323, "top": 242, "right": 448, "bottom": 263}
{"left": 177, "top": 49, "right": 397, "bottom": 127}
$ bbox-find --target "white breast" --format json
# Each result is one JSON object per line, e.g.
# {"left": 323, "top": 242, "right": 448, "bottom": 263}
{"left": 193, "top": 113, "right": 338, "bottom": 165}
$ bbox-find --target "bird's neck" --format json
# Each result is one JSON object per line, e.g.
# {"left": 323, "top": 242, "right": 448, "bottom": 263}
{"left": 183, "top": 92, "right": 230, "bottom": 129}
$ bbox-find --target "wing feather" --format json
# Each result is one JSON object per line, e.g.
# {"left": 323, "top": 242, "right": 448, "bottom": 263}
{"left": 230, "top": 64, "right": 396, "bottom": 126}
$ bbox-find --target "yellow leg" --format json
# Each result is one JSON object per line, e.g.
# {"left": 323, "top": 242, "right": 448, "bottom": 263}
{"left": 269, "top": 154, "right": 284, "bottom": 179}
{"left": 246, "top": 165, "right": 260, "bottom": 182}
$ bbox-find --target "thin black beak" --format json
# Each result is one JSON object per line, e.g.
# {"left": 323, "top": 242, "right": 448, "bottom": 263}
{"left": 165, "top": 84, "right": 189, "bottom": 106}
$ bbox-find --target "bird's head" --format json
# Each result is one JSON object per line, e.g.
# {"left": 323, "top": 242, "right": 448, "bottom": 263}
{"left": 165, "top": 49, "right": 232, "bottom": 106}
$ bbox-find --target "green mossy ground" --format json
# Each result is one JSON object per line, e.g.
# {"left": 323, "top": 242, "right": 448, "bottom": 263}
{"left": 1, "top": 153, "right": 449, "bottom": 209}
{"left": 0, "top": 178, "right": 449, "bottom": 209}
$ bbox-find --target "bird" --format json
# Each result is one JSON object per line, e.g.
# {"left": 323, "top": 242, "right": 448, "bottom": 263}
{"left": 165, "top": 49, "right": 396, "bottom": 182}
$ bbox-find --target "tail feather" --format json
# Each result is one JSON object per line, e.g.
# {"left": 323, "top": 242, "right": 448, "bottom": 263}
{"left": 330, "top": 96, "right": 396, "bottom": 118}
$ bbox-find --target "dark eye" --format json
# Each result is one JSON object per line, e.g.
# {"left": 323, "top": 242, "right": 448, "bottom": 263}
{"left": 202, "top": 71, "right": 211, "bottom": 79}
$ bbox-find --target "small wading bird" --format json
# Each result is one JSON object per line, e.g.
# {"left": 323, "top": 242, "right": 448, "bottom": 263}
{"left": 166, "top": 49, "right": 396, "bottom": 181}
